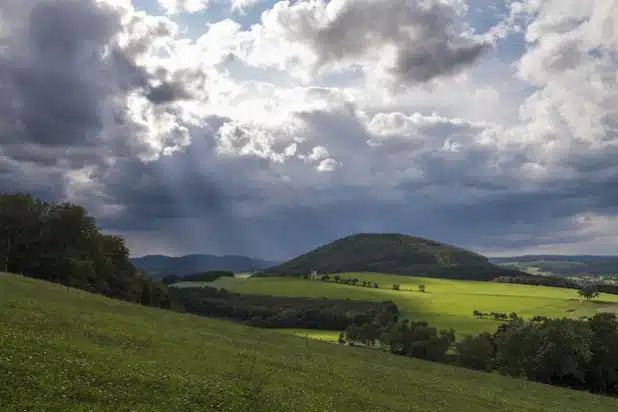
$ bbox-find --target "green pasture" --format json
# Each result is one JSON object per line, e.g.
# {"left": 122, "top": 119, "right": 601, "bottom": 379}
{"left": 181, "top": 272, "right": 618, "bottom": 336}
{"left": 2, "top": 272, "right": 617, "bottom": 412}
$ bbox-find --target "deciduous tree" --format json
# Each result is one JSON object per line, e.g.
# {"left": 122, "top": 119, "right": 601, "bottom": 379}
{"left": 578, "top": 285, "right": 600, "bottom": 301}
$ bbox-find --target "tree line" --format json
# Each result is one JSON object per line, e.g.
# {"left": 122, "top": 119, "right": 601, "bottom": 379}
{"left": 161, "top": 270, "right": 234, "bottom": 285}
{"left": 339, "top": 310, "right": 618, "bottom": 396}
{"left": 0, "top": 193, "right": 169, "bottom": 308}
{"left": 472, "top": 310, "right": 517, "bottom": 321}
{"left": 303, "top": 274, "right": 427, "bottom": 293}
{"left": 494, "top": 275, "right": 580, "bottom": 289}
{"left": 495, "top": 274, "right": 618, "bottom": 295}
{"left": 303, "top": 274, "right": 381, "bottom": 288}
{"left": 495, "top": 275, "right": 618, "bottom": 300}
{"left": 168, "top": 286, "right": 398, "bottom": 330}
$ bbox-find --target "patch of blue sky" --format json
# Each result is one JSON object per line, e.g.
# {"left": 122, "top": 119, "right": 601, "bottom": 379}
{"left": 464, "top": 0, "right": 527, "bottom": 61}
{"left": 132, "top": 0, "right": 161, "bottom": 15}
{"left": 132, "top": 0, "right": 277, "bottom": 39}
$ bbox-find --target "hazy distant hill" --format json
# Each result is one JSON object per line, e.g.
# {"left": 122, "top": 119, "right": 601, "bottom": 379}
{"left": 490, "top": 255, "right": 618, "bottom": 277}
{"left": 255, "top": 233, "right": 526, "bottom": 281}
{"left": 131, "top": 254, "right": 278, "bottom": 278}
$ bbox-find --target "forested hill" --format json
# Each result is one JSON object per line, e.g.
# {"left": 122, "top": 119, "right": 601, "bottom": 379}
{"left": 0, "top": 193, "right": 169, "bottom": 309}
{"left": 131, "top": 254, "right": 278, "bottom": 278}
{"left": 256, "top": 233, "right": 527, "bottom": 280}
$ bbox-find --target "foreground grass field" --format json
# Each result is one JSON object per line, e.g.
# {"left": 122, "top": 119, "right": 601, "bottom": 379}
{"left": 3, "top": 273, "right": 618, "bottom": 411}
{"left": 179, "top": 273, "right": 618, "bottom": 336}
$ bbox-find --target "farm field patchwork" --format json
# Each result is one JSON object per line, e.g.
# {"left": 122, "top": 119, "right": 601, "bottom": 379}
{"left": 180, "top": 272, "right": 618, "bottom": 336}
{"left": 2, "top": 272, "right": 618, "bottom": 412}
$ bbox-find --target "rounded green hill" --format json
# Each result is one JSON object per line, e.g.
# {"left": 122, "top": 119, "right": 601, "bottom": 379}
{"left": 256, "top": 233, "right": 525, "bottom": 280}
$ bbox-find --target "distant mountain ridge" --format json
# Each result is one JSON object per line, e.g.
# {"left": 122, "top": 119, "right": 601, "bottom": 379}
{"left": 255, "top": 233, "right": 527, "bottom": 281}
{"left": 489, "top": 255, "right": 618, "bottom": 278}
{"left": 131, "top": 254, "right": 279, "bottom": 278}
{"left": 489, "top": 255, "right": 618, "bottom": 263}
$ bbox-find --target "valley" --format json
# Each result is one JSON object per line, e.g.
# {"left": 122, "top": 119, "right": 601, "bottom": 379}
{"left": 174, "top": 272, "right": 618, "bottom": 337}
{"left": 2, "top": 272, "right": 617, "bottom": 412}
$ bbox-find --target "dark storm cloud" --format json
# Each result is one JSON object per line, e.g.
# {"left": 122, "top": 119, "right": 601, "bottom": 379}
{"left": 144, "top": 81, "right": 192, "bottom": 104}
{"left": 0, "top": 0, "right": 119, "bottom": 148}
{"left": 239, "top": 185, "right": 604, "bottom": 259}
{"left": 92, "top": 127, "right": 277, "bottom": 257}
{"left": 406, "top": 168, "right": 618, "bottom": 252}
{"left": 0, "top": 0, "right": 199, "bottom": 173}
{"left": 27, "top": 0, "right": 121, "bottom": 62}
{"left": 92, "top": 115, "right": 618, "bottom": 259}
{"left": 94, "top": 128, "right": 268, "bottom": 230}
{"left": 393, "top": 40, "right": 490, "bottom": 84}
{"left": 286, "top": 0, "right": 489, "bottom": 84}
{"left": 116, "top": 192, "right": 574, "bottom": 260}
{"left": 0, "top": 149, "right": 65, "bottom": 199}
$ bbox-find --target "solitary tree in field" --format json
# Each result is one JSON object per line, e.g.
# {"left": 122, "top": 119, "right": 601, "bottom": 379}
{"left": 578, "top": 285, "right": 600, "bottom": 301}
{"left": 418, "top": 284, "right": 426, "bottom": 293}
{"left": 392, "top": 284, "right": 400, "bottom": 291}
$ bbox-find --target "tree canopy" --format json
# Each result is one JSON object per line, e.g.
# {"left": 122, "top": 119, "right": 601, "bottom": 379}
{"left": 161, "top": 270, "right": 234, "bottom": 285}
{"left": 338, "top": 308, "right": 618, "bottom": 397}
{"left": 578, "top": 285, "right": 600, "bottom": 301}
{"left": 0, "top": 192, "right": 168, "bottom": 308}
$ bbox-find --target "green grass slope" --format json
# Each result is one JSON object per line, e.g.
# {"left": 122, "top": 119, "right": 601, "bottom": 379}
{"left": 2, "top": 273, "right": 618, "bottom": 412}
{"left": 256, "top": 233, "right": 525, "bottom": 280}
{"left": 197, "top": 273, "right": 618, "bottom": 336}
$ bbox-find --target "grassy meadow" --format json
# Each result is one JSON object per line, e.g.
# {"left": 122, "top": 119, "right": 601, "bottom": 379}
{"left": 174, "top": 272, "right": 618, "bottom": 336}
{"left": 2, "top": 272, "right": 618, "bottom": 412}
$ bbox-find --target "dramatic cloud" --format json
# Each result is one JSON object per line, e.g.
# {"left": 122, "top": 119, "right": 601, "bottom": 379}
{"left": 0, "top": 0, "right": 206, "bottom": 186}
{"left": 158, "top": 0, "right": 209, "bottom": 15}
{"left": 1, "top": 0, "right": 618, "bottom": 259}
{"left": 224, "top": 0, "right": 490, "bottom": 87}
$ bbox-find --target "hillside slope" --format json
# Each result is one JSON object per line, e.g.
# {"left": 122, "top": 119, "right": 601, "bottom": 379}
{"left": 131, "top": 253, "right": 278, "bottom": 278}
{"left": 257, "top": 233, "right": 525, "bottom": 280}
{"left": 1, "top": 273, "right": 617, "bottom": 412}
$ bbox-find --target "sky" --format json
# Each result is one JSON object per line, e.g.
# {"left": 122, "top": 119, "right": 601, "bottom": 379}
{"left": 1, "top": 0, "right": 618, "bottom": 260}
